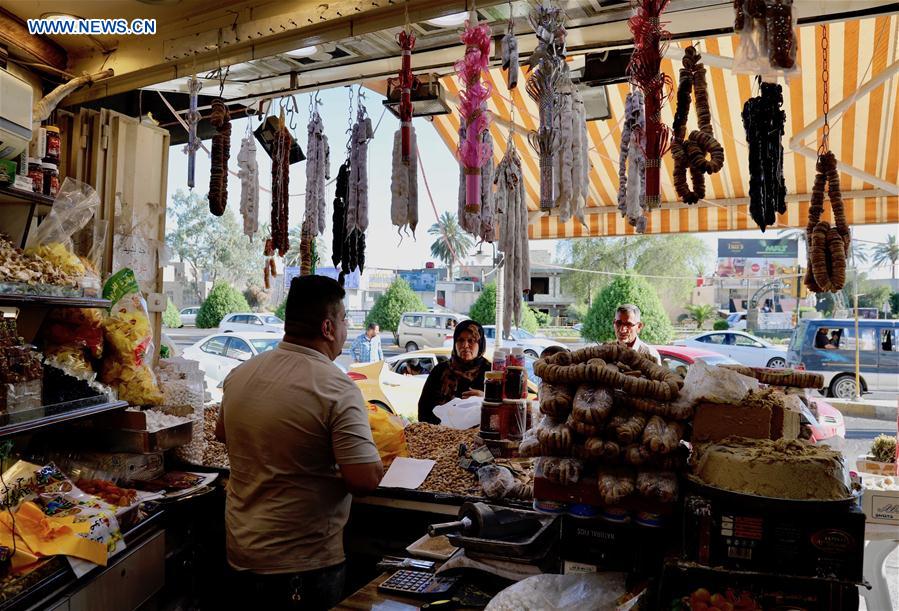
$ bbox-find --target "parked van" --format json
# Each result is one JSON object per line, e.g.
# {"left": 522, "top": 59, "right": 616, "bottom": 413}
{"left": 787, "top": 318, "right": 898, "bottom": 399}
{"left": 398, "top": 312, "right": 466, "bottom": 351}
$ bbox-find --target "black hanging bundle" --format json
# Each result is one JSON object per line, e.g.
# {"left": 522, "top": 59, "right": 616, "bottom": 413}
{"left": 741, "top": 81, "right": 787, "bottom": 232}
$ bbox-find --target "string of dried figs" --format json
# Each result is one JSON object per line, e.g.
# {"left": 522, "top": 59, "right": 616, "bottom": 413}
{"left": 804, "top": 151, "right": 850, "bottom": 292}
{"left": 208, "top": 100, "right": 231, "bottom": 216}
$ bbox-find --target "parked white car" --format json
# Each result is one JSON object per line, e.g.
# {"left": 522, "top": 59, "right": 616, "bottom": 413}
{"left": 182, "top": 332, "right": 281, "bottom": 397}
{"left": 443, "top": 325, "right": 564, "bottom": 358}
{"left": 674, "top": 330, "right": 787, "bottom": 368}
{"left": 219, "top": 312, "right": 284, "bottom": 334}
{"left": 179, "top": 306, "right": 200, "bottom": 326}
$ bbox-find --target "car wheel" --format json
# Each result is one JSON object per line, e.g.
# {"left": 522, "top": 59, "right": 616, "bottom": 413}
{"left": 829, "top": 375, "right": 859, "bottom": 400}
{"left": 766, "top": 357, "right": 786, "bottom": 368}
{"left": 524, "top": 349, "right": 539, "bottom": 359}
{"left": 405, "top": 342, "right": 418, "bottom": 352}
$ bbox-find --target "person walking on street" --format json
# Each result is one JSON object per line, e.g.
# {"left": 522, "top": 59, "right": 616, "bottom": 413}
{"left": 614, "top": 303, "right": 662, "bottom": 365}
{"left": 217, "top": 275, "right": 383, "bottom": 610}
{"left": 351, "top": 323, "right": 383, "bottom": 363}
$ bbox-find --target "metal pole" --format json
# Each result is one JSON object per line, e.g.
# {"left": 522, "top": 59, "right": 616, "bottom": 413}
{"left": 854, "top": 291, "right": 861, "bottom": 401}
{"left": 495, "top": 257, "right": 504, "bottom": 351}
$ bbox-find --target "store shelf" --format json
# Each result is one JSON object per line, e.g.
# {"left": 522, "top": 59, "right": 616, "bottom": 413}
{"left": 0, "top": 184, "right": 54, "bottom": 208}
{"left": 0, "top": 398, "right": 128, "bottom": 438}
{"left": 0, "top": 293, "right": 110, "bottom": 309}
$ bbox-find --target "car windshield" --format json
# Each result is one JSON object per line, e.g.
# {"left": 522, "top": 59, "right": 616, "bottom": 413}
{"left": 264, "top": 316, "right": 284, "bottom": 324}
{"left": 250, "top": 339, "right": 280, "bottom": 353}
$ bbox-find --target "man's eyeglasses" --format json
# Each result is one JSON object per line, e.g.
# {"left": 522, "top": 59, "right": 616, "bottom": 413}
{"left": 614, "top": 320, "right": 637, "bottom": 329}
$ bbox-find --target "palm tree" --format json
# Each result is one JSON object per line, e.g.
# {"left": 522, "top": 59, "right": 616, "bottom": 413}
{"left": 428, "top": 212, "right": 474, "bottom": 281}
{"left": 684, "top": 303, "right": 716, "bottom": 329}
{"left": 871, "top": 234, "right": 899, "bottom": 279}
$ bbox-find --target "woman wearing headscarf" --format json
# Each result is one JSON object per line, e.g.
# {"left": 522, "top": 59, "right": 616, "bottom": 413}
{"left": 417, "top": 320, "right": 491, "bottom": 424}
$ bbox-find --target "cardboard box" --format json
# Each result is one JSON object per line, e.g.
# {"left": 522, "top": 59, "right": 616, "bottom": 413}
{"left": 659, "top": 559, "right": 860, "bottom": 611}
{"left": 683, "top": 495, "right": 865, "bottom": 582}
{"left": 560, "top": 515, "right": 674, "bottom": 575}
{"left": 861, "top": 486, "right": 899, "bottom": 526}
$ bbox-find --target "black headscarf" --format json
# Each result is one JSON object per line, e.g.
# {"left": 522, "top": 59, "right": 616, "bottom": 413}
{"left": 418, "top": 320, "right": 490, "bottom": 423}
{"left": 451, "top": 320, "right": 487, "bottom": 361}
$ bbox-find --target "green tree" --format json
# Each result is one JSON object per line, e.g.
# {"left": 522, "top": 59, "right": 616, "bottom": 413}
{"left": 467, "top": 283, "right": 539, "bottom": 334}
{"left": 162, "top": 299, "right": 182, "bottom": 328}
{"left": 858, "top": 285, "right": 892, "bottom": 312}
{"left": 582, "top": 274, "right": 674, "bottom": 344}
{"left": 196, "top": 282, "right": 251, "bottom": 328}
{"left": 889, "top": 292, "right": 899, "bottom": 318}
{"left": 165, "top": 190, "right": 266, "bottom": 300}
{"left": 530, "top": 307, "right": 551, "bottom": 328}
{"left": 428, "top": 212, "right": 473, "bottom": 281}
{"left": 871, "top": 234, "right": 899, "bottom": 279}
{"left": 274, "top": 299, "right": 287, "bottom": 321}
{"left": 684, "top": 303, "right": 716, "bottom": 329}
{"left": 366, "top": 278, "right": 427, "bottom": 342}
{"left": 713, "top": 319, "right": 730, "bottom": 330}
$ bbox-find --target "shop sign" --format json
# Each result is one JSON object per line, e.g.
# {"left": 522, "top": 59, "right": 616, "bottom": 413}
{"left": 398, "top": 269, "right": 439, "bottom": 292}
{"left": 717, "top": 238, "right": 798, "bottom": 258}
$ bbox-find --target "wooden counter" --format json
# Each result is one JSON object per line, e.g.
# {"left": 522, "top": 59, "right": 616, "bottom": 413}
{"left": 334, "top": 573, "right": 421, "bottom": 611}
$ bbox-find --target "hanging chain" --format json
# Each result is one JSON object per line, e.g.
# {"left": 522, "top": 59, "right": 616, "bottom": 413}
{"left": 346, "top": 85, "right": 355, "bottom": 151}
{"left": 819, "top": 24, "right": 830, "bottom": 155}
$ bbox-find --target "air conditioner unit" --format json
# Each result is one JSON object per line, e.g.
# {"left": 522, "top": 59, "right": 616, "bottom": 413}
{"left": 0, "top": 68, "right": 33, "bottom": 160}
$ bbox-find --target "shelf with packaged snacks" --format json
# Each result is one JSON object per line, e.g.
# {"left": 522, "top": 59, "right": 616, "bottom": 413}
{"left": 0, "top": 397, "right": 129, "bottom": 438}
{"left": 0, "top": 291, "right": 110, "bottom": 309}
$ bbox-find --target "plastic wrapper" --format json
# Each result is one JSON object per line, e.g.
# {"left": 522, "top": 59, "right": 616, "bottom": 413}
{"left": 677, "top": 359, "right": 759, "bottom": 406}
{"left": 367, "top": 404, "right": 409, "bottom": 467}
{"left": 535, "top": 416, "right": 574, "bottom": 457}
{"left": 478, "top": 464, "right": 517, "bottom": 499}
{"left": 40, "top": 308, "right": 105, "bottom": 382}
{"left": 536, "top": 456, "right": 583, "bottom": 486}
{"left": 732, "top": 0, "right": 799, "bottom": 77}
{"left": 571, "top": 384, "right": 614, "bottom": 425}
{"left": 636, "top": 470, "right": 678, "bottom": 503}
{"left": 585, "top": 437, "right": 621, "bottom": 463}
{"left": 518, "top": 428, "right": 541, "bottom": 458}
{"left": 597, "top": 468, "right": 635, "bottom": 505}
{"left": 485, "top": 572, "right": 627, "bottom": 611}
{"left": 24, "top": 179, "right": 103, "bottom": 291}
{"left": 0, "top": 379, "right": 42, "bottom": 413}
{"left": 99, "top": 269, "right": 162, "bottom": 406}
{"left": 538, "top": 382, "right": 573, "bottom": 419}
{"left": 568, "top": 415, "right": 602, "bottom": 438}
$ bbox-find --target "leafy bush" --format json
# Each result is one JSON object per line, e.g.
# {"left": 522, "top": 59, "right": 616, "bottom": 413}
{"left": 713, "top": 319, "right": 730, "bottom": 331}
{"left": 468, "top": 283, "right": 539, "bottom": 334}
{"left": 530, "top": 308, "right": 551, "bottom": 328}
{"left": 582, "top": 274, "right": 673, "bottom": 344}
{"left": 162, "top": 299, "right": 182, "bottom": 328}
{"left": 870, "top": 435, "right": 897, "bottom": 463}
{"left": 196, "top": 282, "right": 251, "bottom": 329}
{"left": 565, "top": 303, "right": 588, "bottom": 323}
{"left": 274, "top": 299, "right": 287, "bottom": 321}
{"left": 684, "top": 304, "right": 716, "bottom": 329}
{"left": 366, "top": 278, "right": 427, "bottom": 341}
{"left": 889, "top": 292, "right": 899, "bottom": 319}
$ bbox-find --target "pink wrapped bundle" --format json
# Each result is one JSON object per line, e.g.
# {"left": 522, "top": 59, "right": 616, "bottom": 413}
{"left": 455, "top": 18, "right": 492, "bottom": 213}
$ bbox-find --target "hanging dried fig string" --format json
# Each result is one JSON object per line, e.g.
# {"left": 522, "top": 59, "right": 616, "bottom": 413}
{"left": 804, "top": 25, "right": 850, "bottom": 293}
{"left": 670, "top": 46, "right": 724, "bottom": 204}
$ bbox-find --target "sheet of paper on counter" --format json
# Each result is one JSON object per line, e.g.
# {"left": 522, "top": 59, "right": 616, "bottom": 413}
{"left": 379, "top": 457, "right": 436, "bottom": 489}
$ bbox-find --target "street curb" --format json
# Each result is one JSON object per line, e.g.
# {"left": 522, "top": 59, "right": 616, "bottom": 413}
{"left": 828, "top": 399, "right": 898, "bottom": 422}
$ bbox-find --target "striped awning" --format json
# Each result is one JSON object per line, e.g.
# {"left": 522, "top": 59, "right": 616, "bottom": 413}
{"left": 431, "top": 14, "right": 899, "bottom": 239}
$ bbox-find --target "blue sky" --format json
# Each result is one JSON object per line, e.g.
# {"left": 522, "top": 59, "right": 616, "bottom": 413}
{"left": 165, "top": 86, "right": 894, "bottom": 278}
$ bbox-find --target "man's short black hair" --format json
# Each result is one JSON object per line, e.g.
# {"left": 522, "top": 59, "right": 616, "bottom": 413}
{"left": 367, "top": 322, "right": 379, "bottom": 331}
{"left": 284, "top": 275, "right": 345, "bottom": 339}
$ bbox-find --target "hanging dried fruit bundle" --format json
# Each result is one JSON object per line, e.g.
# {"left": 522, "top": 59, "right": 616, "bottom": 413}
{"left": 627, "top": 0, "right": 672, "bottom": 211}
{"left": 269, "top": 116, "right": 290, "bottom": 256}
{"left": 391, "top": 127, "right": 419, "bottom": 237}
{"left": 495, "top": 142, "right": 530, "bottom": 330}
{"left": 458, "top": 126, "right": 495, "bottom": 243}
{"left": 501, "top": 20, "right": 519, "bottom": 90}
{"left": 455, "top": 12, "right": 492, "bottom": 214}
{"left": 617, "top": 90, "right": 647, "bottom": 232}
{"left": 670, "top": 46, "right": 724, "bottom": 205}
{"left": 185, "top": 75, "right": 201, "bottom": 190}
{"left": 208, "top": 99, "right": 231, "bottom": 216}
{"left": 804, "top": 152, "right": 849, "bottom": 292}
{"left": 237, "top": 135, "right": 259, "bottom": 239}
{"left": 553, "top": 84, "right": 590, "bottom": 225}
{"left": 396, "top": 29, "right": 417, "bottom": 163}
{"left": 344, "top": 103, "right": 372, "bottom": 277}
{"left": 304, "top": 108, "right": 330, "bottom": 236}
{"left": 741, "top": 82, "right": 787, "bottom": 231}
{"left": 526, "top": 2, "right": 566, "bottom": 212}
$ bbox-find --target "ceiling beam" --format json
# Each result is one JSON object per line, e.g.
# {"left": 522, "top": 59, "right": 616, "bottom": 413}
{"left": 61, "top": 0, "right": 507, "bottom": 106}
{"left": 0, "top": 7, "right": 67, "bottom": 72}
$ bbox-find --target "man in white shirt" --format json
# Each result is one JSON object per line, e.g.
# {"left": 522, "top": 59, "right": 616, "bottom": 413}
{"left": 614, "top": 303, "right": 662, "bottom": 365}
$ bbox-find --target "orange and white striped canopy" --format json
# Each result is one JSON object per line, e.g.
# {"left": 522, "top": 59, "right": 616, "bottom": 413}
{"left": 431, "top": 13, "right": 899, "bottom": 239}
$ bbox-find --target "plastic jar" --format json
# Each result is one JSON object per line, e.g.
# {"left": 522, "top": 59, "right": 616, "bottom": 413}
{"left": 27, "top": 159, "right": 43, "bottom": 193}
{"left": 500, "top": 399, "right": 528, "bottom": 440}
{"left": 484, "top": 371, "right": 504, "bottom": 403}
{"left": 493, "top": 348, "right": 509, "bottom": 372}
{"left": 42, "top": 162, "right": 59, "bottom": 198}
{"left": 503, "top": 366, "right": 527, "bottom": 400}
{"left": 44, "top": 126, "right": 61, "bottom": 164}
{"left": 479, "top": 401, "right": 503, "bottom": 439}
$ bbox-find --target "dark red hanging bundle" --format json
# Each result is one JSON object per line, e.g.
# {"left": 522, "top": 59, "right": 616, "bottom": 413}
{"left": 396, "top": 29, "right": 417, "bottom": 163}
{"left": 627, "top": 0, "right": 673, "bottom": 211}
